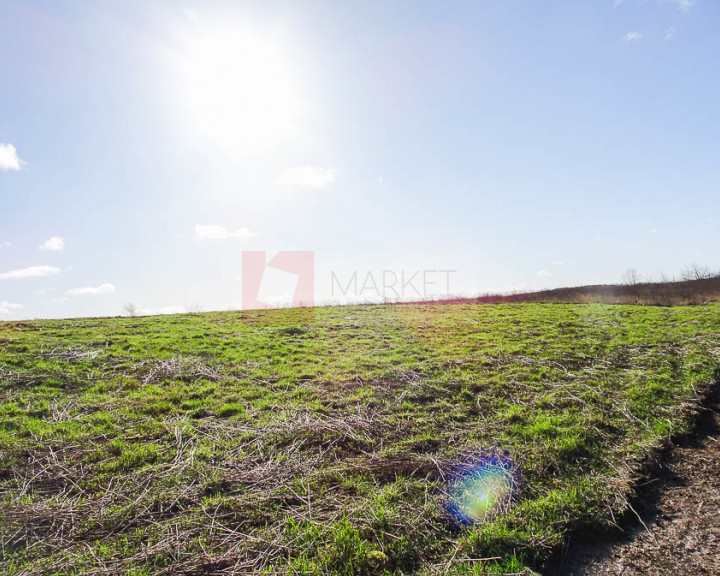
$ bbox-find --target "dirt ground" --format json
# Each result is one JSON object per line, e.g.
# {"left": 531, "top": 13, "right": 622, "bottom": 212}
{"left": 551, "top": 401, "right": 720, "bottom": 575}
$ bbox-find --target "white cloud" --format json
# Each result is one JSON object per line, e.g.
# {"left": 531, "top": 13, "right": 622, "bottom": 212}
{"left": 0, "top": 301, "right": 21, "bottom": 316}
{"left": 39, "top": 236, "right": 65, "bottom": 251}
{"left": 277, "top": 166, "right": 337, "bottom": 189}
{"left": 670, "top": 0, "right": 695, "bottom": 11}
{"left": 0, "top": 265, "right": 61, "bottom": 280}
{"left": 65, "top": 283, "right": 116, "bottom": 296}
{"left": 613, "top": 0, "right": 624, "bottom": 8}
{"left": 625, "top": 32, "right": 643, "bottom": 42}
{"left": 0, "top": 143, "right": 24, "bottom": 171}
{"left": 194, "top": 225, "right": 256, "bottom": 241}
{"left": 537, "top": 270, "right": 553, "bottom": 278}
{"left": 665, "top": 27, "right": 677, "bottom": 40}
{"left": 138, "top": 305, "right": 186, "bottom": 316}
{"left": 0, "top": 241, "right": 11, "bottom": 250}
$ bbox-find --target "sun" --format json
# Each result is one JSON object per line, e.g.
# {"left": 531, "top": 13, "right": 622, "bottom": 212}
{"left": 177, "top": 23, "right": 302, "bottom": 153}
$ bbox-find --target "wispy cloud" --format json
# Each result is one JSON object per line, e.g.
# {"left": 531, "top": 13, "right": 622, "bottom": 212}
{"left": 665, "top": 27, "right": 677, "bottom": 40}
{"left": 65, "top": 283, "right": 116, "bottom": 296}
{"left": 194, "top": 225, "right": 257, "bottom": 241}
{"left": 537, "top": 270, "right": 553, "bottom": 278}
{"left": 625, "top": 32, "right": 643, "bottom": 42}
{"left": 670, "top": 0, "right": 695, "bottom": 11}
{"left": 39, "top": 236, "right": 65, "bottom": 251}
{"left": 277, "top": 166, "right": 337, "bottom": 189}
{"left": 613, "top": 0, "right": 624, "bottom": 9}
{"left": 0, "top": 301, "right": 21, "bottom": 316}
{"left": 0, "top": 241, "right": 11, "bottom": 250}
{"left": 0, "top": 265, "right": 61, "bottom": 280}
{"left": 0, "top": 143, "right": 24, "bottom": 172}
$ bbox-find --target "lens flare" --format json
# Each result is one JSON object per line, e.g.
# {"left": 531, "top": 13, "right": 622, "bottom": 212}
{"left": 447, "top": 455, "right": 517, "bottom": 524}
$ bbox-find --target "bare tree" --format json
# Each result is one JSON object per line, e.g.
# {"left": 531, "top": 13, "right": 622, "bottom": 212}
{"left": 123, "top": 302, "right": 138, "bottom": 317}
{"left": 621, "top": 268, "right": 640, "bottom": 286}
{"left": 681, "top": 263, "right": 714, "bottom": 281}
{"left": 187, "top": 302, "right": 203, "bottom": 314}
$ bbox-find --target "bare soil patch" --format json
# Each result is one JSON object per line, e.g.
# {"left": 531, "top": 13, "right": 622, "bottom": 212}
{"left": 552, "top": 397, "right": 720, "bottom": 575}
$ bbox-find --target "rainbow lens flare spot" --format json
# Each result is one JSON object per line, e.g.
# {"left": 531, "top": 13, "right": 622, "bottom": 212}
{"left": 447, "top": 456, "right": 516, "bottom": 524}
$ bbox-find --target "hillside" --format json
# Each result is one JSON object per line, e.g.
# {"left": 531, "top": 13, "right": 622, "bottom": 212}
{"left": 424, "top": 276, "right": 720, "bottom": 307}
{"left": 1, "top": 303, "right": 720, "bottom": 574}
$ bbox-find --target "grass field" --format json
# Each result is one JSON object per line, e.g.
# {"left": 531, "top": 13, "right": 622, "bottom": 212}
{"left": 1, "top": 303, "right": 720, "bottom": 575}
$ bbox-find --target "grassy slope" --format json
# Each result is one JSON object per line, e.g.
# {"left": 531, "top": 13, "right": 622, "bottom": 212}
{"left": 1, "top": 303, "right": 719, "bottom": 575}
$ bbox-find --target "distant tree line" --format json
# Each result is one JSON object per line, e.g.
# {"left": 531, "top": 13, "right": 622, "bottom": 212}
{"left": 622, "top": 263, "right": 719, "bottom": 286}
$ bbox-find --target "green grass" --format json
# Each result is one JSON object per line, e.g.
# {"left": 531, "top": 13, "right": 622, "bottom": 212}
{"left": 1, "top": 302, "right": 719, "bottom": 574}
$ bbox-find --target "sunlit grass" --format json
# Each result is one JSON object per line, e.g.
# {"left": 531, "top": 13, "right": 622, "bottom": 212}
{"left": 1, "top": 303, "right": 719, "bottom": 574}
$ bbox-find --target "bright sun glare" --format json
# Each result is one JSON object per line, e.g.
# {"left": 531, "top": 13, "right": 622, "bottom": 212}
{"left": 179, "top": 24, "right": 302, "bottom": 153}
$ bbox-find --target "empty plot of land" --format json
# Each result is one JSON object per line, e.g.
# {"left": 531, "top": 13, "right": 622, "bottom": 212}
{"left": 1, "top": 303, "right": 720, "bottom": 574}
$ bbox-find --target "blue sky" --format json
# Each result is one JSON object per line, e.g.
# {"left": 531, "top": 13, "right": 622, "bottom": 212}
{"left": 1, "top": 0, "right": 719, "bottom": 319}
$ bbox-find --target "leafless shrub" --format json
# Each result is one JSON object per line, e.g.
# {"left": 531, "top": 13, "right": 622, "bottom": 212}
{"left": 186, "top": 302, "right": 203, "bottom": 314}
{"left": 622, "top": 268, "right": 640, "bottom": 286}
{"left": 123, "top": 302, "right": 138, "bottom": 317}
